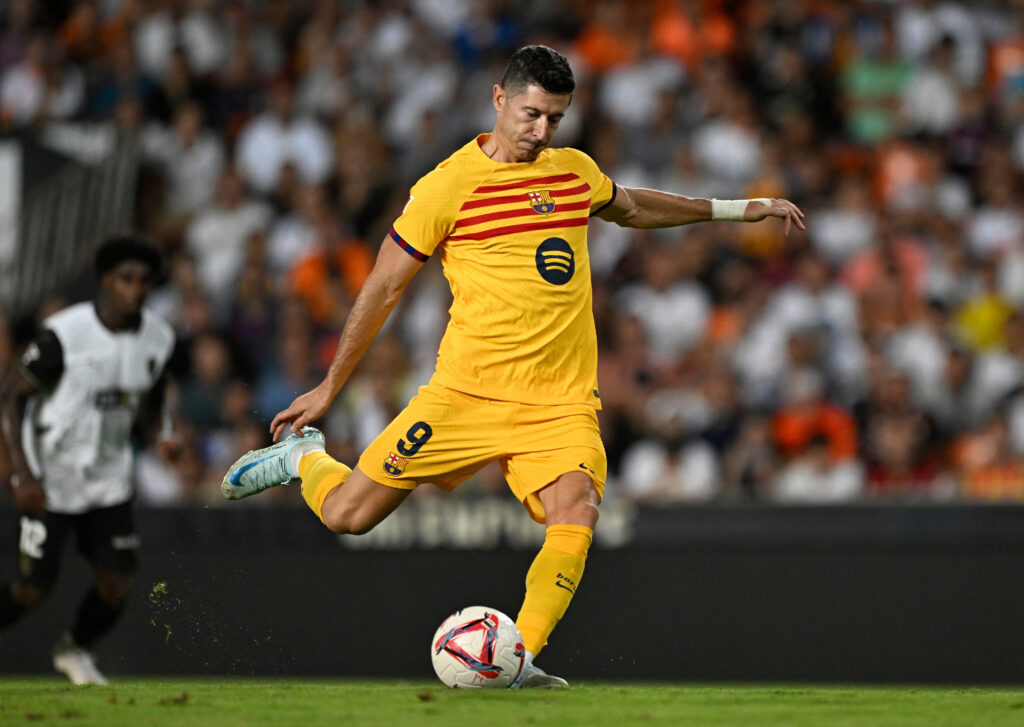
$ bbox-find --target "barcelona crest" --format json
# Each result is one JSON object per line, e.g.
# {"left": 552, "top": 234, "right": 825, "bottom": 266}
{"left": 528, "top": 190, "right": 555, "bottom": 215}
{"left": 383, "top": 451, "right": 408, "bottom": 476}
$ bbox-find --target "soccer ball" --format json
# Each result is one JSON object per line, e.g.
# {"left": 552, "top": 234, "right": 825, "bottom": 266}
{"left": 430, "top": 606, "right": 526, "bottom": 689}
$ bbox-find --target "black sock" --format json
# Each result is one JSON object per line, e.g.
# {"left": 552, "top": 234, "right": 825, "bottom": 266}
{"left": 0, "top": 583, "right": 26, "bottom": 629}
{"left": 70, "top": 587, "right": 124, "bottom": 648}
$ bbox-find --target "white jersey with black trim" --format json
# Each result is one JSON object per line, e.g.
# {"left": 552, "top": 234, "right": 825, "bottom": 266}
{"left": 22, "top": 302, "right": 175, "bottom": 514}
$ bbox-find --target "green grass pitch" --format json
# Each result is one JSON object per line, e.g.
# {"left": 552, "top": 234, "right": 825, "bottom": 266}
{"left": 3, "top": 679, "right": 1024, "bottom": 727}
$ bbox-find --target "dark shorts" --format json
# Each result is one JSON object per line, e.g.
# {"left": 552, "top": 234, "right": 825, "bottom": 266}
{"left": 14, "top": 501, "right": 139, "bottom": 588}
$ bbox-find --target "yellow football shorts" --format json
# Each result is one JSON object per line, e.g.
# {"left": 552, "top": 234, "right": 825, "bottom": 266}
{"left": 356, "top": 383, "right": 606, "bottom": 523}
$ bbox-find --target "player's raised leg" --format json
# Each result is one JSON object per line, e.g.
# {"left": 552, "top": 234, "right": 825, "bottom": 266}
{"left": 512, "top": 470, "right": 599, "bottom": 689}
{"left": 222, "top": 427, "right": 409, "bottom": 533}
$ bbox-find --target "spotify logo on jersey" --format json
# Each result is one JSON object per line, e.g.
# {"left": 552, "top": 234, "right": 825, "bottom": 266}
{"left": 535, "top": 237, "right": 575, "bottom": 285}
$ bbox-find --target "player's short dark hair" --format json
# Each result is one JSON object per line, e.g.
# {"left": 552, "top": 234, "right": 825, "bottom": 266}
{"left": 94, "top": 234, "right": 163, "bottom": 277}
{"left": 500, "top": 45, "right": 575, "bottom": 98}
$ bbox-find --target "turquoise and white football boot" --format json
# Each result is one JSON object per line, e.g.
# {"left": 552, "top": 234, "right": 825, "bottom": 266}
{"left": 221, "top": 427, "right": 325, "bottom": 500}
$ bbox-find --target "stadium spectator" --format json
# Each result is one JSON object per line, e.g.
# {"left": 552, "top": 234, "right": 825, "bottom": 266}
{"left": 703, "top": 250, "right": 765, "bottom": 356}
{"left": 595, "top": 46, "right": 685, "bottom": 130}
{"left": 839, "top": 18, "right": 913, "bottom": 145}
{"left": 224, "top": 232, "right": 279, "bottom": 372}
{"left": 807, "top": 177, "right": 877, "bottom": 267}
{"left": 691, "top": 88, "right": 764, "bottom": 189}
{"left": 288, "top": 230, "right": 374, "bottom": 331}
{"left": 185, "top": 168, "right": 273, "bottom": 309}
{"left": 254, "top": 323, "right": 320, "bottom": 426}
{"left": 954, "top": 412, "right": 1024, "bottom": 501}
{"left": 235, "top": 78, "right": 334, "bottom": 195}
{"left": 57, "top": 1, "right": 103, "bottom": 65}
{"left": 952, "top": 259, "right": 1014, "bottom": 353}
{"left": 0, "top": 0, "right": 36, "bottom": 71}
{"left": 1, "top": 33, "right": 83, "bottom": 126}
{"left": 964, "top": 175, "right": 1024, "bottom": 262}
{"left": 574, "top": 0, "right": 639, "bottom": 73}
{"left": 220, "top": 0, "right": 285, "bottom": 80}
{"left": 617, "top": 434, "right": 720, "bottom": 503}
{"left": 721, "top": 412, "right": 779, "bottom": 500}
{"left": 772, "top": 367, "right": 859, "bottom": 464}
{"left": 178, "top": 0, "right": 227, "bottom": 78}
{"left": 856, "top": 365, "right": 946, "bottom": 500}
{"left": 734, "top": 252, "right": 863, "bottom": 407}
{"left": 177, "top": 331, "right": 236, "bottom": 432}
{"left": 87, "top": 37, "right": 163, "bottom": 120}
{"left": 265, "top": 183, "right": 336, "bottom": 281}
{"left": 900, "top": 36, "right": 964, "bottom": 137}
{"left": 615, "top": 241, "right": 710, "bottom": 367}
{"left": 331, "top": 109, "right": 396, "bottom": 237}
{"left": 616, "top": 360, "right": 740, "bottom": 504}
{"left": 140, "top": 100, "right": 225, "bottom": 221}
{"left": 770, "top": 434, "right": 864, "bottom": 503}
{"left": 884, "top": 298, "right": 954, "bottom": 412}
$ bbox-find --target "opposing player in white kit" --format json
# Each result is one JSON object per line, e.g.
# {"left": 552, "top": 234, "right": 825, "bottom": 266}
{"left": 0, "top": 235, "right": 175, "bottom": 685}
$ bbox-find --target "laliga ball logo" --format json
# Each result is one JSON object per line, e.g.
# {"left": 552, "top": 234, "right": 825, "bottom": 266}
{"left": 431, "top": 606, "right": 525, "bottom": 688}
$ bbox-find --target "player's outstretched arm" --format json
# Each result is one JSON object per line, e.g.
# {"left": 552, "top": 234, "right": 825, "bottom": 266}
{"left": 270, "top": 235, "right": 424, "bottom": 441}
{"left": 597, "top": 186, "right": 805, "bottom": 234}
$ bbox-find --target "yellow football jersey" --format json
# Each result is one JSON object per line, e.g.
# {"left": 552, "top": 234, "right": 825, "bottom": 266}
{"left": 391, "top": 133, "right": 616, "bottom": 407}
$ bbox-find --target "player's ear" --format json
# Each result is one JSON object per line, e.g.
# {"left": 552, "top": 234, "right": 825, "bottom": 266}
{"left": 493, "top": 84, "right": 505, "bottom": 112}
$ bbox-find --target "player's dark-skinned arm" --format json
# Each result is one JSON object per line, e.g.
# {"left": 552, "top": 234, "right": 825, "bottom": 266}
{"left": 134, "top": 371, "right": 181, "bottom": 461}
{"left": 270, "top": 235, "right": 424, "bottom": 441}
{"left": 0, "top": 368, "right": 46, "bottom": 513}
{"left": 597, "top": 186, "right": 806, "bottom": 235}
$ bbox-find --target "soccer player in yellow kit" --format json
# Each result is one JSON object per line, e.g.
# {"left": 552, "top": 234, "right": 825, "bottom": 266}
{"left": 222, "top": 45, "right": 804, "bottom": 688}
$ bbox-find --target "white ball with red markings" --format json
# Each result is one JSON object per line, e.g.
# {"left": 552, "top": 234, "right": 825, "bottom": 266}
{"left": 430, "top": 606, "right": 526, "bottom": 689}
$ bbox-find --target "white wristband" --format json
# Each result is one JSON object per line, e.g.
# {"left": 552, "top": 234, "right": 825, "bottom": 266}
{"left": 710, "top": 198, "right": 772, "bottom": 221}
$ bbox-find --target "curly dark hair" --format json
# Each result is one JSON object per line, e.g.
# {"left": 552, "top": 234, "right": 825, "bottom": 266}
{"left": 94, "top": 234, "right": 163, "bottom": 277}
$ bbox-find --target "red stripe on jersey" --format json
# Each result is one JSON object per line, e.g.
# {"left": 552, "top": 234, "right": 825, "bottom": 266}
{"left": 473, "top": 173, "right": 579, "bottom": 194}
{"left": 459, "top": 183, "right": 592, "bottom": 211}
{"left": 449, "top": 215, "right": 590, "bottom": 241}
{"left": 454, "top": 200, "right": 592, "bottom": 230}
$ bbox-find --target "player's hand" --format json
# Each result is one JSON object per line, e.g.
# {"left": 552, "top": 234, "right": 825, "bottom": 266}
{"left": 270, "top": 383, "right": 335, "bottom": 441}
{"left": 744, "top": 198, "right": 806, "bottom": 235}
{"left": 155, "top": 435, "right": 183, "bottom": 462}
{"left": 10, "top": 471, "right": 45, "bottom": 513}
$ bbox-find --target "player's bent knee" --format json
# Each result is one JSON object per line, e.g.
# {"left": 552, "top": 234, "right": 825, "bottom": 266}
{"left": 322, "top": 503, "right": 383, "bottom": 536}
{"left": 321, "top": 471, "right": 408, "bottom": 535}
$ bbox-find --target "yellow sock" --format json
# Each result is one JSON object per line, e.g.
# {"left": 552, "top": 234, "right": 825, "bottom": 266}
{"left": 515, "top": 524, "right": 593, "bottom": 658}
{"left": 298, "top": 451, "right": 351, "bottom": 523}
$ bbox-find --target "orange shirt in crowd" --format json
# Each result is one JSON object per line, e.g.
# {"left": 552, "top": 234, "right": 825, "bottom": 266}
{"left": 651, "top": 0, "right": 736, "bottom": 70}
{"left": 961, "top": 462, "right": 1024, "bottom": 500}
{"left": 772, "top": 403, "right": 859, "bottom": 461}
{"left": 290, "top": 239, "right": 374, "bottom": 325}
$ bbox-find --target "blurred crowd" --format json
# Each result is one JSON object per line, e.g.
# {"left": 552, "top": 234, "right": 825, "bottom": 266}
{"left": 3, "top": 0, "right": 1024, "bottom": 506}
